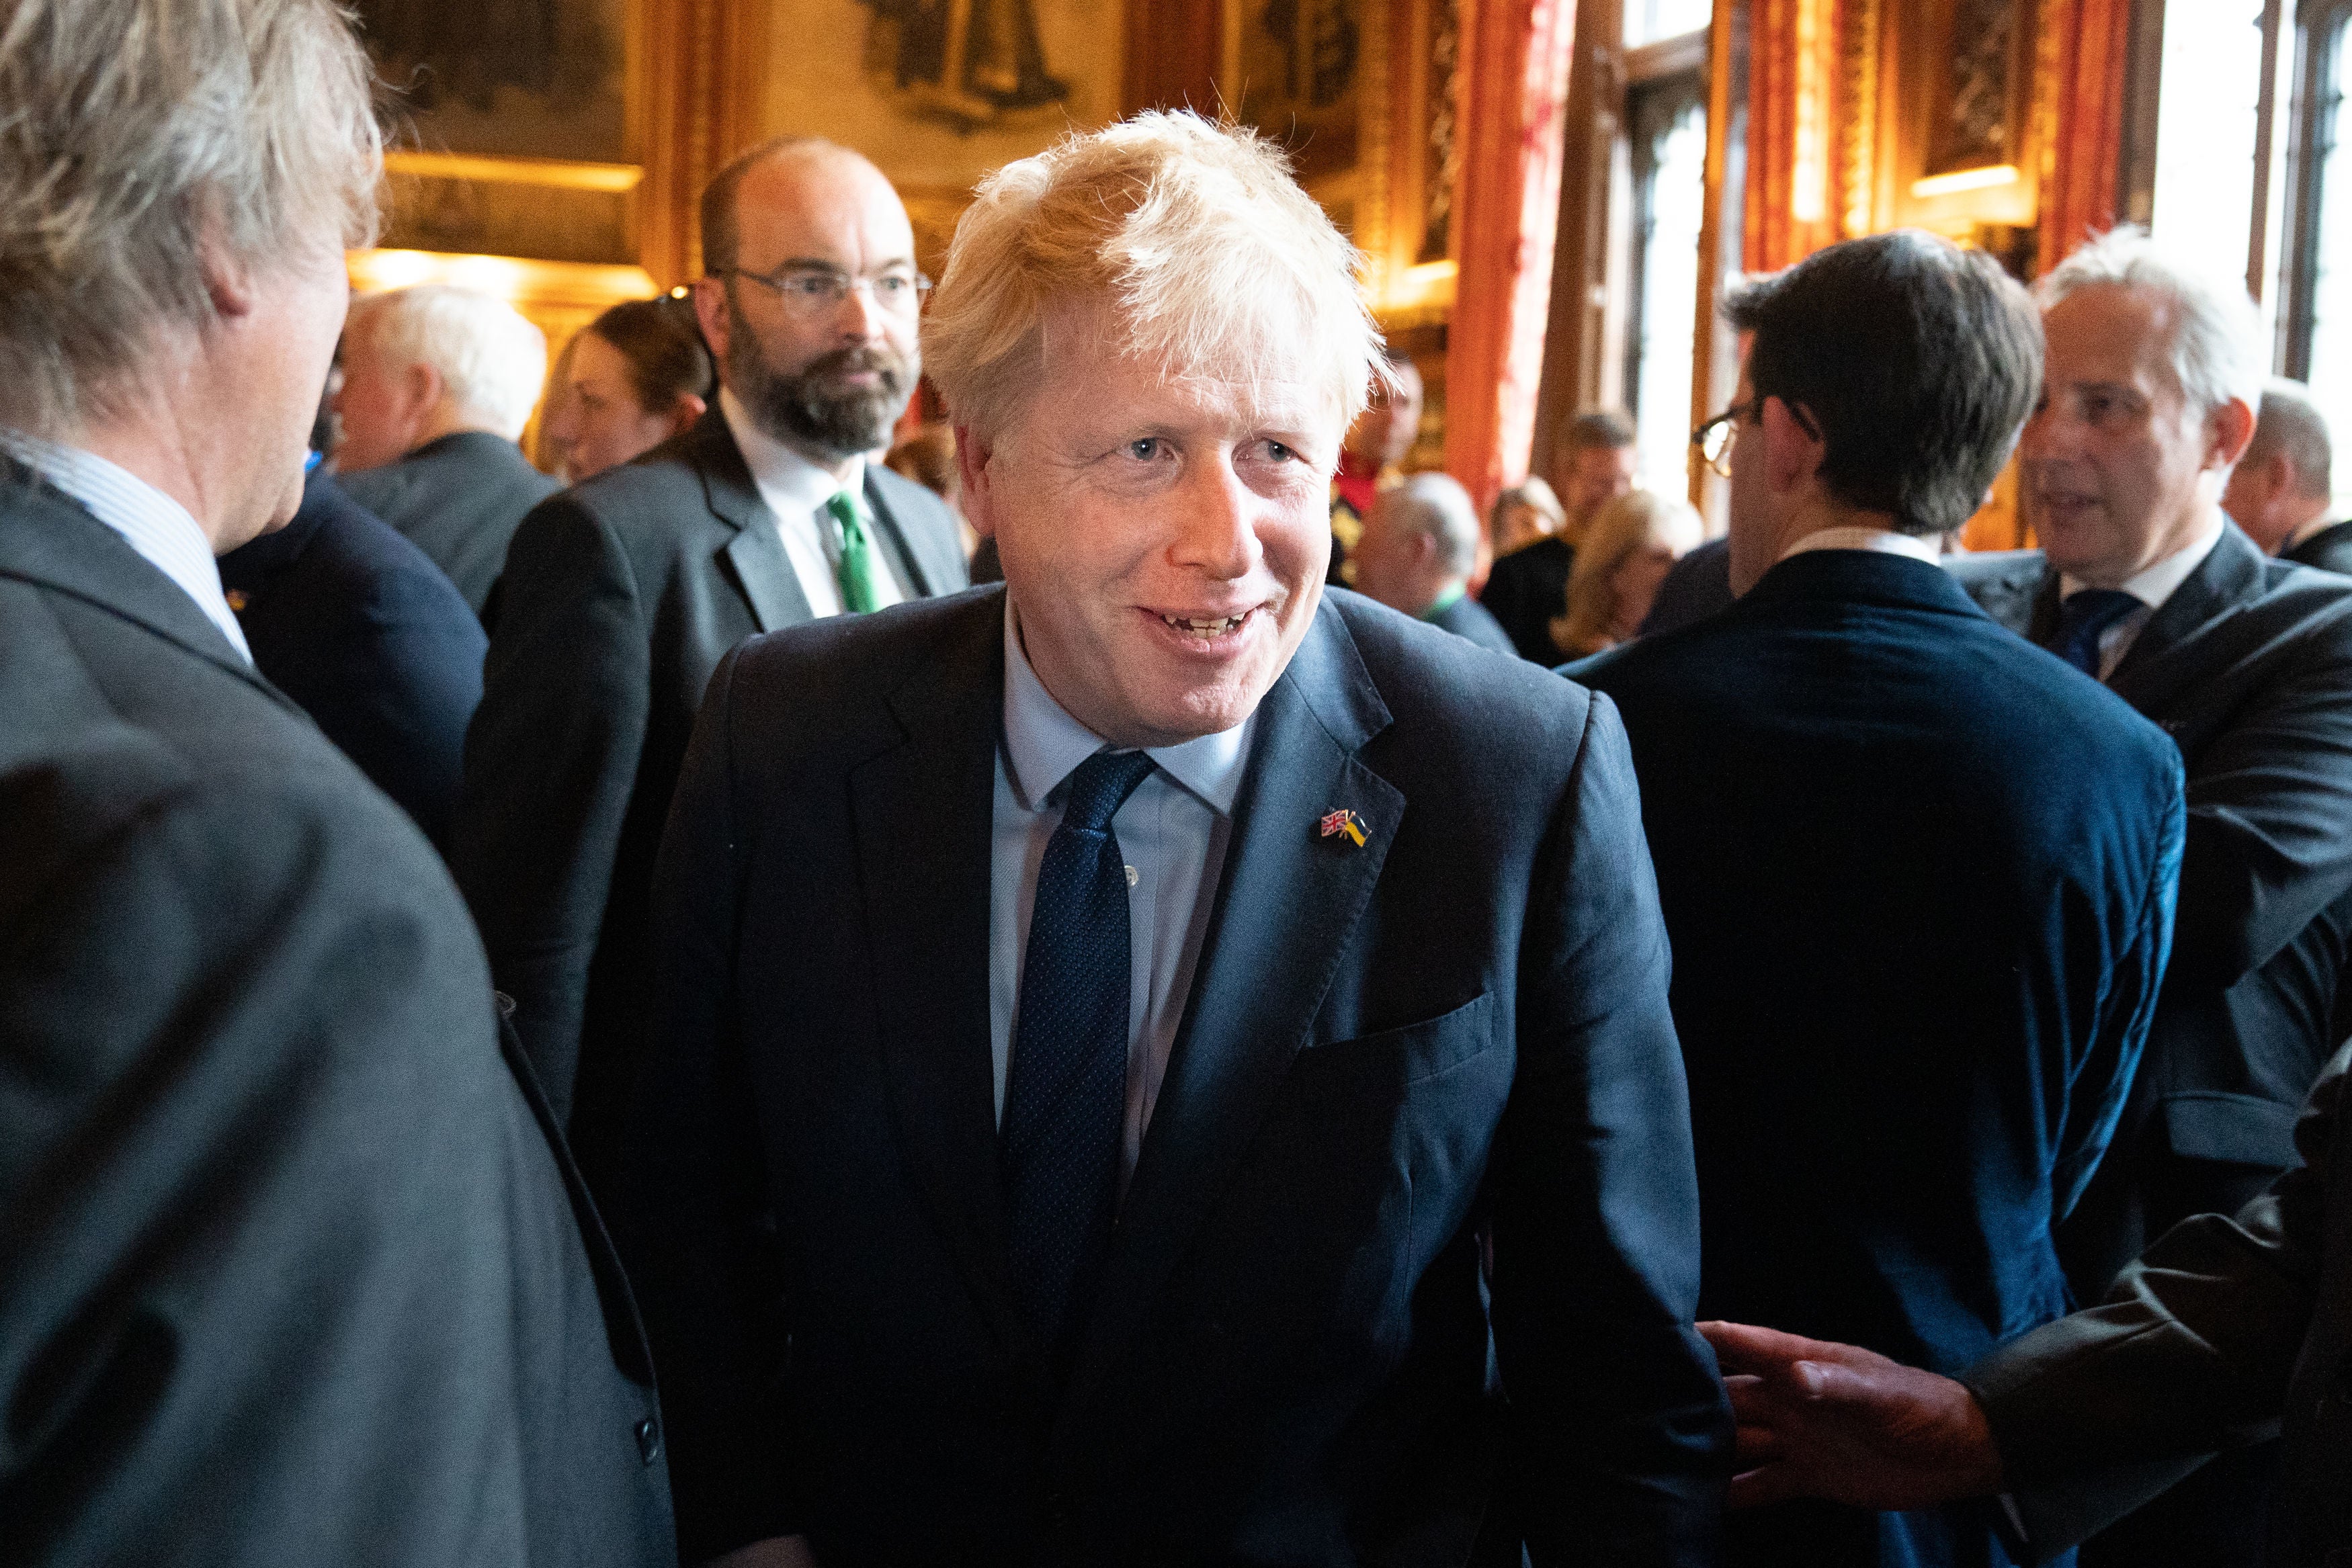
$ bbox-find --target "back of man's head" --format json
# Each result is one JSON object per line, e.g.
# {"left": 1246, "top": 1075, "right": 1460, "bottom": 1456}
{"left": 350, "top": 286, "right": 549, "bottom": 443}
{"left": 1357, "top": 472, "right": 1481, "bottom": 613}
{"left": 0, "top": 0, "right": 380, "bottom": 439}
{"left": 2244, "top": 378, "right": 2333, "bottom": 500}
{"left": 1726, "top": 230, "right": 2042, "bottom": 537}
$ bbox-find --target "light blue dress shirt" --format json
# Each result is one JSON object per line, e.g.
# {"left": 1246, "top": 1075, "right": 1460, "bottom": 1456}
{"left": 992, "top": 601, "right": 1255, "bottom": 1181}
{"left": 1, "top": 429, "right": 253, "bottom": 661}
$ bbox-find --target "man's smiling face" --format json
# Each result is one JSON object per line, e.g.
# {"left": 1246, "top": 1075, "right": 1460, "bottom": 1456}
{"left": 961, "top": 297, "right": 1341, "bottom": 749}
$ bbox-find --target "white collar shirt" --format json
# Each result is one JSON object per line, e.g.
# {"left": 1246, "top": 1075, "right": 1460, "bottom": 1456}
{"left": 720, "top": 388, "right": 905, "bottom": 619}
{"left": 0, "top": 429, "right": 252, "bottom": 662}
{"left": 2060, "top": 515, "right": 2225, "bottom": 681}
{"left": 1779, "top": 525, "right": 1943, "bottom": 566}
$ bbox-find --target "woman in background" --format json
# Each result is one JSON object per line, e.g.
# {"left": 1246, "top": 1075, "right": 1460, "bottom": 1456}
{"left": 544, "top": 294, "right": 713, "bottom": 482}
{"left": 1552, "top": 488, "right": 1704, "bottom": 658}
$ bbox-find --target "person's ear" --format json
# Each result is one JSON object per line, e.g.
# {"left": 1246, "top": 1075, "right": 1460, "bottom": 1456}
{"left": 194, "top": 221, "right": 260, "bottom": 323}
{"left": 670, "top": 392, "right": 707, "bottom": 438}
{"left": 402, "top": 359, "right": 443, "bottom": 423}
{"left": 1759, "top": 396, "right": 1826, "bottom": 496}
{"left": 691, "top": 277, "right": 732, "bottom": 369}
{"left": 955, "top": 424, "right": 998, "bottom": 539}
{"left": 2210, "top": 396, "right": 2258, "bottom": 470}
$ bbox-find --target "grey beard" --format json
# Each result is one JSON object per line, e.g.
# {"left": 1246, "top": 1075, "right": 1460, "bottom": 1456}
{"left": 727, "top": 302, "right": 915, "bottom": 458}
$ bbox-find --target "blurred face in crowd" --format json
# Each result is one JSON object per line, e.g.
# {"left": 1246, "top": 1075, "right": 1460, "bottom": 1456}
{"left": 1349, "top": 494, "right": 1443, "bottom": 615}
{"left": 545, "top": 329, "right": 703, "bottom": 482}
{"left": 330, "top": 309, "right": 435, "bottom": 475}
{"left": 1609, "top": 535, "right": 1680, "bottom": 638}
{"left": 1493, "top": 500, "right": 1551, "bottom": 556}
{"left": 1345, "top": 359, "right": 1423, "bottom": 470}
{"left": 2023, "top": 283, "right": 2251, "bottom": 586}
{"left": 1562, "top": 443, "right": 1637, "bottom": 537}
{"left": 961, "top": 297, "right": 1340, "bottom": 748}
{"left": 697, "top": 148, "right": 921, "bottom": 463}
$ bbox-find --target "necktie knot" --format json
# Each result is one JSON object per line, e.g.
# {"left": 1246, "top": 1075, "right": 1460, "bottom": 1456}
{"left": 2050, "top": 588, "right": 2141, "bottom": 677}
{"left": 1060, "top": 748, "right": 1156, "bottom": 834}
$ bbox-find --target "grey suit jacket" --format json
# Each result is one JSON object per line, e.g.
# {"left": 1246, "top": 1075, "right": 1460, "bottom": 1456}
{"left": 1968, "top": 1041, "right": 2352, "bottom": 1566}
{"left": 452, "top": 406, "right": 968, "bottom": 1202}
{"left": 341, "top": 429, "right": 560, "bottom": 619}
{"left": 1951, "top": 527, "right": 2352, "bottom": 1295}
{"left": 0, "top": 464, "right": 672, "bottom": 1564}
{"left": 2283, "top": 519, "right": 2352, "bottom": 577}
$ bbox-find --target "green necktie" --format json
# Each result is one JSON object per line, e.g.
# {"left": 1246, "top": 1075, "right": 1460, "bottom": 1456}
{"left": 825, "top": 488, "right": 880, "bottom": 614}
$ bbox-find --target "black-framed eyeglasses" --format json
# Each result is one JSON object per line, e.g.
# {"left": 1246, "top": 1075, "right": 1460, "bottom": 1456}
{"left": 719, "top": 263, "right": 933, "bottom": 317}
{"left": 1691, "top": 399, "right": 1758, "bottom": 478}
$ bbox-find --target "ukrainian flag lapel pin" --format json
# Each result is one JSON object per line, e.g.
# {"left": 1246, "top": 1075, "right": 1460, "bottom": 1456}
{"left": 1318, "top": 808, "right": 1367, "bottom": 848}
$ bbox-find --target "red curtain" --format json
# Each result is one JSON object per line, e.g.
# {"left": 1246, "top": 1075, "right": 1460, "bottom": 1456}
{"left": 2036, "top": 0, "right": 2132, "bottom": 275}
{"left": 1443, "top": 0, "right": 1581, "bottom": 519}
{"left": 1744, "top": 0, "right": 1845, "bottom": 272}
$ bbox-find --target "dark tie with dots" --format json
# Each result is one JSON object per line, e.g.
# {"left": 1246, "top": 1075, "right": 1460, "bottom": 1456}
{"left": 2047, "top": 588, "right": 2142, "bottom": 678}
{"left": 1001, "top": 746, "right": 1157, "bottom": 1362}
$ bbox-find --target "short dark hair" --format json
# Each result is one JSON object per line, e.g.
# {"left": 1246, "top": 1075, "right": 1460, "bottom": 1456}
{"left": 1725, "top": 230, "right": 2042, "bottom": 537}
{"left": 587, "top": 295, "right": 715, "bottom": 414}
{"left": 698, "top": 134, "right": 830, "bottom": 277}
{"left": 1564, "top": 409, "right": 1635, "bottom": 450}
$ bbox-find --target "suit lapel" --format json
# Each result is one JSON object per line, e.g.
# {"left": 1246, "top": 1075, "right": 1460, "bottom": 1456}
{"left": 1051, "top": 604, "right": 1402, "bottom": 1448}
{"left": 849, "top": 593, "right": 1030, "bottom": 1355}
{"left": 862, "top": 470, "right": 931, "bottom": 597}
{"left": 694, "top": 412, "right": 812, "bottom": 631}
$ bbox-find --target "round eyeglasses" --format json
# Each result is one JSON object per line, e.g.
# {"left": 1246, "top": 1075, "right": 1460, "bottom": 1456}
{"left": 720, "top": 265, "right": 933, "bottom": 318}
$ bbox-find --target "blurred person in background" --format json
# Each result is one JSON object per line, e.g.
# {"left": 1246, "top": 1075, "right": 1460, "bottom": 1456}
{"left": 1552, "top": 488, "right": 1703, "bottom": 659}
{"left": 2222, "top": 378, "right": 2352, "bottom": 574}
{"left": 333, "top": 282, "right": 558, "bottom": 618}
{"left": 1326, "top": 347, "right": 1421, "bottom": 584}
{"left": 1490, "top": 474, "right": 1566, "bottom": 556}
{"left": 545, "top": 294, "right": 714, "bottom": 484}
{"left": 1488, "top": 411, "right": 1634, "bottom": 659}
{"left": 1351, "top": 472, "right": 1517, "bottom": 654}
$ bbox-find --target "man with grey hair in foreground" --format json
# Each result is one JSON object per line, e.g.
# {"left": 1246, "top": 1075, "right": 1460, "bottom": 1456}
{"left": 1940, "top": 226, "right": 2352, "bottom": 1565}
{"left": 0, "top": 0, "right": 672, "bottom": 1560}
{"left": 333, "top": 283, "right": 560, "bottom": 617}
{"left": 1351, "top": 471, "right": 1519, "bottom": 654}
{"left": 630, "top": 112, "right": 1728, "bottom": 1567}
{"left": 2222, "top": 378, "right": 2352, "bottom": 574}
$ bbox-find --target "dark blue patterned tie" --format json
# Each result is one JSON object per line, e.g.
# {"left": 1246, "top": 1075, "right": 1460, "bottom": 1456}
{"left": 2048, "top": 588, "right": 2141, "bottom": 677}
{"left": 1001, "top": 746, "right": 1157, "bottom": 1360}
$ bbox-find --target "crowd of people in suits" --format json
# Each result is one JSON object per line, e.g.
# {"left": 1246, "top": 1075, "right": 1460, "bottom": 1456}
{"left": 11, "top": 1, "right": 2352, "bottom": 1566}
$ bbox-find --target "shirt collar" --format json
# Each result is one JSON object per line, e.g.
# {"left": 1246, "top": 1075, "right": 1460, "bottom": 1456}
{"left": 1779, "top": 525, "right": 1941, "bottom": 565}
{"left": 2060, "top": 514, "right": 2225, "bottom": 611}
{"left": 720, "top": 386, "right": 866, "bottom": 515}
{"left": 0, "top": 428, "right": 253, "bottom": 662}
{"left": 1001, "top": 597, "right": 1253, "bottom": 818}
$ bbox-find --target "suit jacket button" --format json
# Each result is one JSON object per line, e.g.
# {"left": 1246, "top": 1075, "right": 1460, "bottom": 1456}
{"left": 635, "top": 1417, "right": 661, "bottom": 1465}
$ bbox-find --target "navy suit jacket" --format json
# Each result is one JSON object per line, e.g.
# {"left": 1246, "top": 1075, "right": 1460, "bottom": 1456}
{"left": 628, "top": 586, "right": 1730, "bottom": 1567}
{"left": 218, "top": 467, "right": 485, "bottom": 850}
{"left": 1574, "top": 550, "right": 2185, "bottom": 1568}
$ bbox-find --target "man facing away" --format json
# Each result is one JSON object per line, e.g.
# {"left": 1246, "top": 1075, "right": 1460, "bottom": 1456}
{"left": 1483, "top": 409, "right": 1637, "bottom": 661}
{"left": 1570, "top": 229, "right": 2187, "bottom": 1568}
{"left": 0, "top": 0, "right": 671, "bottom": 1560}
{"left": 332, "top": 283, "right": 560, "bottom": 618}
{"left": 453, "top": 136, "right": 968, "bottom": 1203}
{"left": 2222, "top": 378, "right": 2352, "bottom": 574}
{"left": 1945, "top": 229, "right": 2352, "bottom": 1567}
{"left": 628, "top": 112, "right": 1730, "bottom": 1568}
{"left": 1350, "top": 472, "right": 1519, "bottom": 654}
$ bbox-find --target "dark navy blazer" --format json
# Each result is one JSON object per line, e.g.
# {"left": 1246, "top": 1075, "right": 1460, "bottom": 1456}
{"left": 630, "top": 585, "right": 1731, "bottom": 1567}
{"left": 218, "top": 468, "right": 485, "bottom": 851}
{"left": 1574, "top": 550, "right": 2186, "bottom": 1568}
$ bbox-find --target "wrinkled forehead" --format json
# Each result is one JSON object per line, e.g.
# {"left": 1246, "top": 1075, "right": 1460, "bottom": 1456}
{"left": 2043, "top": 283, "right": 2182, "bottom": 398}
{"left": 1032, "top": 292, "right": 1351, "bottom": 435}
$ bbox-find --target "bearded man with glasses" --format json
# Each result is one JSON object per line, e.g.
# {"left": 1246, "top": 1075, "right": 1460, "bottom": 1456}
{"left": 453, "top": 137, "right": 970, "bottom": 1209}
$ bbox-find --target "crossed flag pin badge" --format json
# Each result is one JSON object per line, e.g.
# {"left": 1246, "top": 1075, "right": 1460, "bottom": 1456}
{"left": 1318, "top": 808, "right": 1367, "bottom": 848}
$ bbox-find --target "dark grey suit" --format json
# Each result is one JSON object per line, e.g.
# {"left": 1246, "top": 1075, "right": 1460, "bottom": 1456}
{"left": 452, "top": 407, "right": 968, "bottom": 1202}
{"left": 630, "top": 586, "right": 1730, "bottom": 1567}
{"left": 1968, "top": 1041, "right": 2352, "bottom": 1567}
{"left": 1428, "top": 588, "right": 1519, "bottom": 655}
{"left": 2283, "top": 519, "right": 2352, "bottom": 576}
{"left": 0, "top": 464, "right": 672, "bottom": 1565}
{"left": 341, "top": 428, "right": 560, "bottom": 619}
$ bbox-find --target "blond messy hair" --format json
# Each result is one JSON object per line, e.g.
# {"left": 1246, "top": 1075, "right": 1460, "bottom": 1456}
{"left": 0, "top": 0, "right": 381, "bottom": 437}
{"left": 923, "top": 111, "right": 1386, "bottom": 443}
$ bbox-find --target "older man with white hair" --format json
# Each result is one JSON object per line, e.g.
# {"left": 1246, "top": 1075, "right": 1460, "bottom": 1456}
{"left": 0, "top": 0, "right": 672, "bottom": 1561}
{"left": 628, "top": 113, "right": 1728, "bottom": 1568}
{"left": 1351, "top": 471, "right": 1519, "bottom": 654}
{"left": 333, "top": 282, "right": 560, "bottom": 615}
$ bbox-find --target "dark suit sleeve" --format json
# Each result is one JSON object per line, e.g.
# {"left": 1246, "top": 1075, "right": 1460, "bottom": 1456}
{"left": 2050, "top": 763, "right": 2187, "bottom": 1219}
{"left": 327, "top": 561, "right": 486, "bottom": 851}
{"left": 453, "top": 494, "right": 652, "bottom": 1116}
{"left": 2167, "top": 620, "right": 2352, "bottom": 990}
{"left": 1966, "top": 1042, "right": 2348, "bottom": 1555}
{"left": 1488, "top": 689, "right": 1732, "bottom": 1563}
{"left": 0, "top": 759, "right": 552, "bottom": 1564}
{"left": 626, "top": 647, "right": 794, "bottom": 1560}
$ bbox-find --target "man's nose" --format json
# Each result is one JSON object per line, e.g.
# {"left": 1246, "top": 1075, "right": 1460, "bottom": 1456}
{"left": 1171, "top": 458, "right": 1259, "bottom": 578}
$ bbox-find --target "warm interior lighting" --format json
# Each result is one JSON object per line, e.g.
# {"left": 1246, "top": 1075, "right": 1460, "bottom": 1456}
{"left": 1790, "top": 0, "right": 1830, "bottom": 224}
{"left": 381, "top": 150, "right": 644, "bottom": 193}
{"left": 345, "top": 249, "right": 657, "bottom": 312}
{"left": 1910, "top": 165, "right": 2021, "bottom": 199}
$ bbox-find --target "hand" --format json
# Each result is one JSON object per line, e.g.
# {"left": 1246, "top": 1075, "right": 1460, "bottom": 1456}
{"left": 1698, "top": 1321, "right": 2007, "bottom": 1512}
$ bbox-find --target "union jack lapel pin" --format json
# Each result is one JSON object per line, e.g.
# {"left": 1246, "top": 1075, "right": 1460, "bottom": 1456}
{"left": 1318, "top": 808, "right": 1367, "bottom": 847}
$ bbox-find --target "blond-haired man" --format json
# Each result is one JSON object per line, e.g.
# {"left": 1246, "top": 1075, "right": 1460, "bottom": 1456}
{"left": 0, "top": 0, "right": 671, "bottom": 1561}
{"left": 630, "top": 113, "right": 1727, "bottom": 1568}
